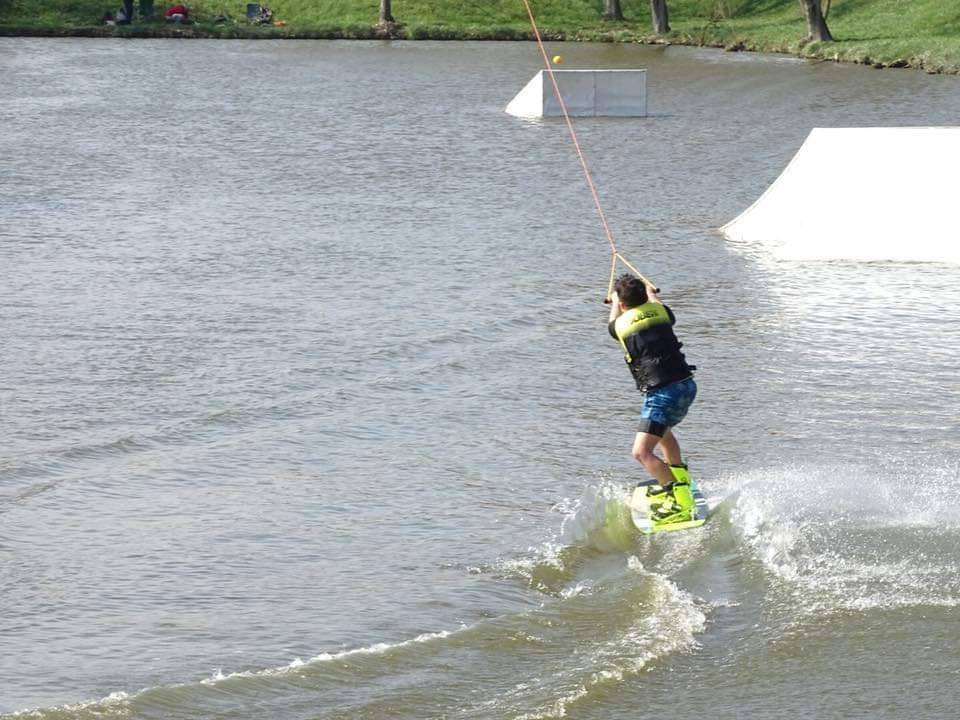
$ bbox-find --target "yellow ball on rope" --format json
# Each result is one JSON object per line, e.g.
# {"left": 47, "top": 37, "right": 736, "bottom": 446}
{"left": 552, "top": 55, "right": 563, "bottom": 65}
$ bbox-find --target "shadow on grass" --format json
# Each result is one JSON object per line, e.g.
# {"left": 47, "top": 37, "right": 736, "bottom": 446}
{"left": 937, "top": 14, "right": 960, "bottom": 36}
{"left": 733, "top": 0, "right": 796, "bottom": 16}
{"left": 835, "top": 35, "right": 894, "bottom": 42}
{"left": 824, "top": 0, "right": 887, "bottom": 20}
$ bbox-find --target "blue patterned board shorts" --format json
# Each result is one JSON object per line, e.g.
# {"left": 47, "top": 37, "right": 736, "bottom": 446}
{"left": 638, "top": 377, "right": 697, "bottom": 436}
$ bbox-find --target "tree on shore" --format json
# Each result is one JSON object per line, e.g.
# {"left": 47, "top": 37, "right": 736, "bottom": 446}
{"left": 603, "top": 0, "right": 624, "bottom": 21}
{"left": 378, "top": 0, "right": 394, "bottom": 26}
{"left": 798, "top": 0, "right": 833, "bottom": 41}
{"left": 650, "top": 0, "right": 670, "bottom": 34}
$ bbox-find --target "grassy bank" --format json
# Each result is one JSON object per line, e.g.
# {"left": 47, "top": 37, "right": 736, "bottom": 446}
{"left": 2, "top": 0, "right": 959, "bottom": 74}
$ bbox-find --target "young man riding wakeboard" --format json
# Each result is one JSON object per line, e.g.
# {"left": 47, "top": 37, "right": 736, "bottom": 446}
{"left": 608, "top": 274, "right": 697, "bottom": 523}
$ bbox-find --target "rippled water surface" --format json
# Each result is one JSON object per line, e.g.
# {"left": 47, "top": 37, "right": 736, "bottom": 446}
{"left": 2, "top": 38, "right": 959, "bottom": 719}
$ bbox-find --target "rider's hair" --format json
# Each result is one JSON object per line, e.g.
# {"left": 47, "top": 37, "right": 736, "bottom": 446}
{"left": 614, "top": 274, "right": 648, "bottom": 308}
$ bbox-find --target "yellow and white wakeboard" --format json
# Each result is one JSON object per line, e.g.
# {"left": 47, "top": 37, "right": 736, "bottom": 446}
{"left": 629, "top": 480, "right": 710, "bottom": 535}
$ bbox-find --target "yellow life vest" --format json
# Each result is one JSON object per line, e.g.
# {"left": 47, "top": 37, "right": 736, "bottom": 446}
{"left": 613, "top": 303, "right": 672, "bottom": 363}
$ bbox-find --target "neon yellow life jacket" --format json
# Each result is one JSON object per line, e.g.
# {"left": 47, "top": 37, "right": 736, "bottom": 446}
{"left": 612, "top": 303, "right": 693, "bottom": 391}
{"left": 613, "top": 303, "right": 673, "bottom": 357}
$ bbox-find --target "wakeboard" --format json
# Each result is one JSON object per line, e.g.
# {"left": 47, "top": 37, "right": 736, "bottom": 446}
{"left": 629, "top": 479, "right": 710, "bottom": 534}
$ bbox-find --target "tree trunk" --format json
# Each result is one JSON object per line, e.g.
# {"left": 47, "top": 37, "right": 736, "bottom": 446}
{"left": 603, "top": 0, "right": 624, "bottom": 21}
{"left": 650, "top": 0, "right": 670, "bottom": 34}
{"left": 798, "top": 0, "right": 833, "bottom": 41}
{"left": 379, "top": 0, "right": 394, "bottom": 25}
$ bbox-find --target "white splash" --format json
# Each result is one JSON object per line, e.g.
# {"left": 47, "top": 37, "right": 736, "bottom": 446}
{"left": 728, "top": 462, "right": 960, "bottom": 612}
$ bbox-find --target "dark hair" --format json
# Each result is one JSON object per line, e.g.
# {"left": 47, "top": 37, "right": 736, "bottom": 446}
{"left": 614, "top": 274, "right": 647, "bottom": 308}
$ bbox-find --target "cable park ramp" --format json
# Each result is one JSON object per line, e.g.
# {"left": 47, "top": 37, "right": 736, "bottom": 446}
{"left": 505, "top": 69, "right": 648, "bottom": 118}
{"left": 721, "top": 127, "right": 960, "bottom": 264}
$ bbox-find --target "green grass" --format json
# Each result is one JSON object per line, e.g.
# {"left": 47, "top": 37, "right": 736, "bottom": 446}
{"left": 1, "top": 0, "right": 958, "bottom": 73}
{"left": 662, "top": 0, "right": 960, "bottom": 72}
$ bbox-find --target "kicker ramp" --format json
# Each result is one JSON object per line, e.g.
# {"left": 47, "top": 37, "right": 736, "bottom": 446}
{"left": 505, "top": 69, "right": 647, "bottom": 118}
{"left": 721, "top": 127, "right": 960, "bottom": 263}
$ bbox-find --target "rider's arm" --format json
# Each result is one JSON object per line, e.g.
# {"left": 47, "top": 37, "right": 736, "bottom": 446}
{"left": 607, "top": 292, "right": 623, "bottom": 338}
{"left": 607, "top": 291, "right": 622, "bottom": 324}
{"left": 645, "top": 285, "right": 676, "bottom": 324}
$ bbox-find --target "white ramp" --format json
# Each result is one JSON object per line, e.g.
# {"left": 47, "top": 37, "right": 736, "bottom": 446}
{"left": 505, "top": 69, "right": 647, "bottom": 118}
{"left": 721, "top": 127, "right": 960, "bottom": 263}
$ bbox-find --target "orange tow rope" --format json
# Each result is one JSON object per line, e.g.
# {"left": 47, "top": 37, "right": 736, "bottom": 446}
{"left": 518, "top": 0, "right": 656, "bottom": 300}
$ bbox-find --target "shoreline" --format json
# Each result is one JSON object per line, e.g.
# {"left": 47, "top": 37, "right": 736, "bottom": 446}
{"left": 0, "top": 24, "right": 955, "bottom": 76}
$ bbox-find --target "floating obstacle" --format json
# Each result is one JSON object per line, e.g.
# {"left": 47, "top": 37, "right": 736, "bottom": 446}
{"left": 721, "top": 127, "right": 960, "bottom": 263}
{"left": 505, "top": 69, "right": 648, "bottom": 118}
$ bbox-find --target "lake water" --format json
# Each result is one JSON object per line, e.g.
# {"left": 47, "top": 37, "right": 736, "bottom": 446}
{"left": 2, "top": 38, "right": 959, "bottom": 719}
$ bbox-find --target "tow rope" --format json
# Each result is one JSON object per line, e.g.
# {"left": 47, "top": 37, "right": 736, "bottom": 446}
{"left": 518, "top": 0, "right": 656, "bottom": 300}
